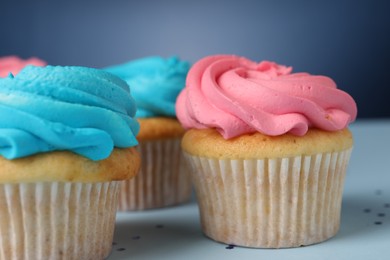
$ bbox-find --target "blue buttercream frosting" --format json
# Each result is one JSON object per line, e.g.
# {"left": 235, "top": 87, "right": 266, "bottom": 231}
{"left": 104, "top": 56, "right": 190, "bottom": 118}
{"left": 0, "top": 65, "right": 139, "bottom": 161}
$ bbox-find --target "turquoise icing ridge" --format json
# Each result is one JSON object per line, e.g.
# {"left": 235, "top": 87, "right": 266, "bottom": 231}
{"left": 105, "top": 56, "right": 190, "bottom": 118}
{"left": 0, "top": 65, "right": 139, "bottom": 161}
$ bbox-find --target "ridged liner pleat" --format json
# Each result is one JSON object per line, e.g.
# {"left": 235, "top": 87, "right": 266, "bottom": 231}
{"left": 184, "top": 148, "right": 352, "bottom": 248}
{"left": 118, "top": 138, "right": 192, "bottom": 211}
{"left": 0, "top": 181, "right": 119, "bottom": 260}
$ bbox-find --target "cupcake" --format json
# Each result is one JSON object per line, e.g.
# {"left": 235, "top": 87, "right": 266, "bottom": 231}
{"left": 0, "top": 66, "right": 140, "bottom": 259}
{"left": 0, "top": 55, "right": 46, "bottom": 77}
{"left": 176, "top": 55, "right": 357, "bottom": 248}
{"left": 105, "top": 56, "right": 192, "bottom": 210}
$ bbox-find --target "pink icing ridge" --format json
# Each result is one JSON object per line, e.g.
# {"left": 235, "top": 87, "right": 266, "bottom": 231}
{"left": 0, "top": 56, "right": 46, "bottom": 77}
{"left": 176, "top": 55, "right": 357, "bottom": 138}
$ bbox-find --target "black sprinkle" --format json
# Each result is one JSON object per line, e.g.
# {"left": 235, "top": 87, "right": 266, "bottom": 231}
{"left": 132, "top": 235, "right": 141, "bottom": 240}
{"left": 378, "top": 213, "right": 386, "bottom": 217}
{"left": 112, "top": 242, "right": 117, "bottom": 246}
{"left": 375, "top": 190, "right": 382, "bottom": 196}
{"left": 374, "top": 221, "right": 382, "bottom": 225}
{"left": 363, "top": 208, "right": 371, "bottom": 213}
{"left": 117, "top": 248, "right": 126, "bottom": 251}
{"left": 385, "top": 203, "right": 390, "bottom": 208}
{"left": 225, "top": 244, "right": 235, "bottom": 249}
{"left": 156, "top": 224, "right": 164, "bottom": 229}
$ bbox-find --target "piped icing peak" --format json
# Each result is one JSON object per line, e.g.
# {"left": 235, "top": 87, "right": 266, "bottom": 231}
{"left": 0, "top": 55, "right": 46, "bottom": 78}
{"left": 176, "top": 55, "right": 357, "bottom": 138}
{"left": 105, "top": 56, "right": 190, "bottom": 118}
{"left": 0, "top": 65, "right": 139, "bottom": 160}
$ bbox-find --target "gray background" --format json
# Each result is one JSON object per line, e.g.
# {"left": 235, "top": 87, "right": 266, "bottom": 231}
{"left": 2, "top": 0, "right": 389, "bottom": 118}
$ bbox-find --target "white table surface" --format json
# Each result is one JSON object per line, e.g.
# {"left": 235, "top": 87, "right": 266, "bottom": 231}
{"left": 108, "top": 119, "right": 390, "bottom": 260}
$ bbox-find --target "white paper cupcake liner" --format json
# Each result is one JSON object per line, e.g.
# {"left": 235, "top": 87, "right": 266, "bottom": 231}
{"left": 118, "top": 138, "right": 192, "bottom": 211}
{"left": 184, "top": 148, "right": 352, "bottom": 248}
{"left": 0, "top": 181, "right": 120, "bottom": 260}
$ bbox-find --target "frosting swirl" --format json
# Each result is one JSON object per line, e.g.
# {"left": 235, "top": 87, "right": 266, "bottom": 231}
{"left": 105, "top": 56, "right": 190, "bottom": 118}
{"left": 0, "top": 65, "right": 139, "bottom": 160}
{"left": 176, "top": 55, "right": 357, "bottom": 138}
{"left": 0, "top": 56, "right": 46, "bottom": 78}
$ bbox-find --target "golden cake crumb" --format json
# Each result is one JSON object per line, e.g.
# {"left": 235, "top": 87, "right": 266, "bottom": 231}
{"left": 182, "top": 128, "right": 353, "bottom": 159}
{"left": 0, "top": 148, "right": 140, "bottom": 183}
{"left": 137, "top": 117, "right": 185, "bottom": 141}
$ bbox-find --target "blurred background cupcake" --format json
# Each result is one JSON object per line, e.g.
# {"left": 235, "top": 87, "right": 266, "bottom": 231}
{"left": 105, "top": 56, "right": 193, "bottom": 211}
{"left": 0, "top": 65, "right": 140, "bottom": 259}
{"left": 0, "top": 55, "right": 46, "bottom": 77}
{"left": 176, "top": 55, "right": 357, "bottom": 248}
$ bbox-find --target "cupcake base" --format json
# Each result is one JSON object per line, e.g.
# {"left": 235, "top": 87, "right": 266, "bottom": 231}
{"left": 118, "top": 138, "right": 192, "bottom": 211}
{"left": 184, "top": 148, "right": 352, "bottom": 248}
{"left": 0, "top": 181, "right": 120, "bottom": 260}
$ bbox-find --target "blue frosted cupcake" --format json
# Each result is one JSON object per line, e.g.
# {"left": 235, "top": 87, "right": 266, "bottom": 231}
{"left": 105, "top": 56, "right": 193, "bottom": 210}
{"left": 0, "top": 66, "right": 140, "bottom": 259}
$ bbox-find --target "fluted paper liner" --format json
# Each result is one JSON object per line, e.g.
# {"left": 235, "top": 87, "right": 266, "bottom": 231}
{"left": 0, "top": 181, "right": 120, "bottom": 260}
{"left": 118, "top": 138, "right": 192, "bottom": 211}
{"left": 184, "top": 148, "right": 352, "bottom": 248}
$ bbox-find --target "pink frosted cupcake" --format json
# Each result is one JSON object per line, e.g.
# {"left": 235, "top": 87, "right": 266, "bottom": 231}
{"left": 0, "top": 55, "right": 46, "bottom": 77}
{"left": 176, "top": 55, "right": 357, "bottom": 248}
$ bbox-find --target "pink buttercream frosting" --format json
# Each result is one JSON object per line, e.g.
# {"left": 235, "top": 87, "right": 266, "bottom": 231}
{"left": 176, "top": 55, "right": 357, "bottom": 138}
{"left": 0, "top": 56, "right": 46, "bottom": 78}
